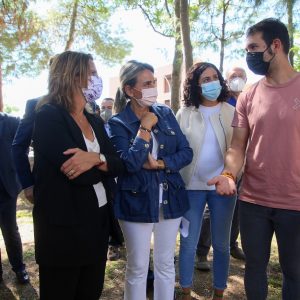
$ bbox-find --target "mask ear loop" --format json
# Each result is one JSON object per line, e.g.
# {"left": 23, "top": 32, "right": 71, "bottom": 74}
{"left": 263, "top": 44, "right": 276, "bottom": 63}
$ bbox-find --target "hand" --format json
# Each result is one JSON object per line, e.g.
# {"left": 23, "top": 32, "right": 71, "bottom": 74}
{"left": 143, "top": 153, "right": 159, "bottom": 170}
{"left": 207, "top": 175, "right": 236, "bottom": 195}
{"left": 24, "top": 186, "right": 34, "bottom": 204}
{"left": 61, "top": 148, "right": 99, "bottom": 179}
{"left": 140, "top": 112, "right": 158, "bottom": 130}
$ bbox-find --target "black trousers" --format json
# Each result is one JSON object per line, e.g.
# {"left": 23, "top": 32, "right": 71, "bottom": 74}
{"left": 39, "top": 259, "right": 107, "bottom": 300}
{"left": 0, "top": 190, "right": 25, "bottom": 272}
{"left": 240, "top": 201, "right": 300, "bottom": 300}
{"left": 38, "top": 204, "right": 109, "bottom": 300}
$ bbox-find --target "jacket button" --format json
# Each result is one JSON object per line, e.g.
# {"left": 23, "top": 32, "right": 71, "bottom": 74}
{"left": 144, "top": 143, "right": 149, "bottom": 148}
{"left": 170, "top": 130, "right": 175, "bottom": 135}
{"left": 160, "top": 144, "right": 164, "bottom": 149}
{"left": 163, "top": 200, "right": 168, "bottom": 204}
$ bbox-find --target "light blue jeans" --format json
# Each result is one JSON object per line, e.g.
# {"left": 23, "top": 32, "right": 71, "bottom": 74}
{"left": 179, "top": 190, "right": 236, "bottom": 290}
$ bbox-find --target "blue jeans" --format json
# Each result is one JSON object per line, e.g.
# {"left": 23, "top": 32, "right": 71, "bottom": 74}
{"left": 179, "top": 190, "right": 236, "bottom": 289}
{"left": 240, "top": 201, "right": 300, "bottom": 300}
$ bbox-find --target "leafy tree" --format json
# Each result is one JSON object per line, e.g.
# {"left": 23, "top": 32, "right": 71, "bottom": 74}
{"left": 291, "top": 32, "right": 300, "bottom": 71}
{"left": 46, "top": 0, "right": 132, "bottom": 65}
{"left": 0, "top": 0, "right": 50, "bottom": 111}
{"left": 118, "top": 0, "right": 182, "bottom": 112}
{"left": 194, "top": 0, "right": 258, "bottom": 73}
{"left": 118, "top": 0, "right": 202, "bottom": 112}
{"left": 254, "top": 0, "right": 300, "bottom": 67}
{"left": 3, "top": 103, "right": 19, "bottom": 114}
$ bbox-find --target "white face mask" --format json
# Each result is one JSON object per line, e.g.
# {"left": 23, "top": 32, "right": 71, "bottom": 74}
{"left": 135, "top": 87, "right": 158, "bottom": 107}
{"left": 229, "top": 77, "right": 246, "bottom": 92}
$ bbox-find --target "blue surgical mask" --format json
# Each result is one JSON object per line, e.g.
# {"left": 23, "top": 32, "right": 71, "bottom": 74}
{"left": 200, "top": 80, "right": 222, "bottom": 101}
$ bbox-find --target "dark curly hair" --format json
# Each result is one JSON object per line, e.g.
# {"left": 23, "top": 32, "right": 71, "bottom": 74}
{"left": 183, "top": 62, "right": 229, "bottom": 108}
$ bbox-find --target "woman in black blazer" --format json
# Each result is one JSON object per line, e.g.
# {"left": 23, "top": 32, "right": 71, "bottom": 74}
{"left": 32, "top": 51, "right": 124, "bottom": 300}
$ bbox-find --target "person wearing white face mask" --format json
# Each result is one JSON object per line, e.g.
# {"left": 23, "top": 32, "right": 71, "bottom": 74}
{"left": 108, "top": 60, "right": 193, "bottom": 300}
{"left": 176, "top": 62, "right": 236, "bottom": 300}
{"left": 226, "top": 67, "right": 247, "bottom": 107}
{"left": 32, "top": 51, "right": 124, "bottom": 299}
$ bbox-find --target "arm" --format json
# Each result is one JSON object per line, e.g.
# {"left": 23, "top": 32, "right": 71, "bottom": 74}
{"left": 12, "top": 100, "right": 36, "bottom": 190}
{"left": 33, "top": 105, "right": 103, "bottom": 185}
{"left": 207, "top": 127, "right": 249, "bottom": 195}
{"left": 223, "top": 127, "right": 248, "bottom": 178}
{"left": 60, "top": 124, "right": 125, "bottom": 179}
{"left": 108, "top": 118, "right": 152, "bottom": 173}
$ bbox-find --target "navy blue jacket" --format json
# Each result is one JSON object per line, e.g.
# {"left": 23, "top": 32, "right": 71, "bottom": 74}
{"left": 12, "top": 98, "right": 39, "bottom": 189}
{"left": 108, "top": 103, "right": 193, "bottom": 222}
{"left": 0, "top": 113, "right": 21, "bottom": 200}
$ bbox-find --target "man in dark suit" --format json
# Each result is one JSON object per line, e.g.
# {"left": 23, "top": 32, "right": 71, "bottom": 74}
{"left": 12, "top": 98, "right": 39, "bottom": 203}
{"left": 0, "top": 112, "right": 29, "bottom": 284}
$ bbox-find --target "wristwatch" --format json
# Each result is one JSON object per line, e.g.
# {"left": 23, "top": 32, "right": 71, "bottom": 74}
{"left": 98, "top": 153, "right": 106, "bottom": 166}
{"left": 100, "top": 153, "right": 106, "bottom": 162}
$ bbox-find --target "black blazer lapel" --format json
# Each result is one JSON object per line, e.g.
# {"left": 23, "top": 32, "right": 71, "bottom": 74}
{"left": 85, "top": 113, "right": 107, "bottom": 153}
{"left": 58, "top": 106, "right": 88, "bottom": 151}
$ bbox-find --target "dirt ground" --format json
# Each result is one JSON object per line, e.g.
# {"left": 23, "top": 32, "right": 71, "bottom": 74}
{"left": 0, "top": 199, "right": 281, "bottom": 300}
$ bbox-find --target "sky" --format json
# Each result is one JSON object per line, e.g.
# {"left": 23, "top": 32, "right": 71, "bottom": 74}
{"left": 3, "top": 7, "right": 261, "bottom": 116}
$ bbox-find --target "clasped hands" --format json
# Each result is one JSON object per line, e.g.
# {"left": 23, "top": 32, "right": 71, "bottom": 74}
{"left": 143, "top": 153, "right": 164, "bottom": 170}
{"left": 207, "top": 175, "right": 236, "bottom": 196}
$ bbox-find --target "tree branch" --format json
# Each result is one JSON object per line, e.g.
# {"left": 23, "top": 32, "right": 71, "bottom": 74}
{"left": 138, "top": 4, "right": 173, "bottom": 38}
{"left": 164, "top": 0, "right": 172, "bottom": 18}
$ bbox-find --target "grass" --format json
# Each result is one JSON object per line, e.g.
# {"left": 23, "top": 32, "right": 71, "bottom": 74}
{"left": 0, "top": 198, "right": 283, "bottom": 299}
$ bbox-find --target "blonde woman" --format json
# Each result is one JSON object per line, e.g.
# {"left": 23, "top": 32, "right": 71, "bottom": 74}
{"left": 33, "top": 51, "right": 124, "bottom": 300}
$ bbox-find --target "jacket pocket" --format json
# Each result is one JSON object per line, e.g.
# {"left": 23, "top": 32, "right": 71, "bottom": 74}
{"left": 119, "top": 176, "right": 149, "bottom": 217}
{"left": 166, "top": 174, "right": 189, "bottom": 212}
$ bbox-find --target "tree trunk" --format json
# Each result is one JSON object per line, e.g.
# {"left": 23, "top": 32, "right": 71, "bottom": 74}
{"left": 287, "top": 0, "right": 294, "bottom": 66}
{"left": 171, "top": 0, "right": 183, "bottom": 114}
{"left": 219, "top": 0, "right": 229, "bottom": 74}
{"left": 0, "top": 62, "right": 3, "bottom": 112}
{"left": 65, "top": 0, "right": 79, "bottom": 51}
{"left": 180, "top": 0, "right": 193, "bottom": 73}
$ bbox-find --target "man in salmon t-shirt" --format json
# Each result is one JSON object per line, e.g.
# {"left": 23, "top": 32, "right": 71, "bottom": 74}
{"left": 208, "top": 18, "right": 300, "bottom": 299}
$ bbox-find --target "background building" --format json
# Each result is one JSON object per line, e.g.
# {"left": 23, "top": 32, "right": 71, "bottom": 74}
{"left": 109, "top": 64, "right": 173, "bottom": 106}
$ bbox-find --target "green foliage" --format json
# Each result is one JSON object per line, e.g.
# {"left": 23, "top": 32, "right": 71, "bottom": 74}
{"left": 118, "top": 0, "right": 175, "bottom": 37}
{"left": 45, "top": 0, "right": 132, "bottom": 65}
{"left": 3, "top": 103, "right": 19, "bottom": 113}
{"left": 193, "top": 0, "right": 259, "bottom": 64}
{"left": 291, "top": 33, "right": 300, "bottom": 71}
{"left": 0, "top": 0, "right": 51, "bottom": 80}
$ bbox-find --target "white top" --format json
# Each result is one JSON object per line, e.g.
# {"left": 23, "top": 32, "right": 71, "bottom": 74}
{"left": 83, "top": 129, "right": 107, "bottom": 207}
{"left": 188, "top": 104, "right": 224, "bottom": 190}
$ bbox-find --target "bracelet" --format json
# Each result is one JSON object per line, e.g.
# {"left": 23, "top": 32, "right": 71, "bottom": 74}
{"left": 221, "top": 171, "right": 235, "bottom": 181}
{"left": 139, "top": 125, "right": 151, "bottom": 133}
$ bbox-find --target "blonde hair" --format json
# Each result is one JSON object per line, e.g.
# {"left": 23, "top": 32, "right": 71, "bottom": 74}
{"left": 38, "top": 51, "right": 93, "bottom": 112}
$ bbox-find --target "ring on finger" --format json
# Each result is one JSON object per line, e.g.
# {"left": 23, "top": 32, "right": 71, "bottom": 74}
{"left": 68, "top": 169, "right": 75, "bottom": 176}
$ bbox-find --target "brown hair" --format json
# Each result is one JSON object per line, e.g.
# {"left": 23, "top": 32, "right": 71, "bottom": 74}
{"left": 183, "top": 62, "right": 229, "bottom": 108}
{"left": 38, "top": 51, "right": 93, "bottom": 112}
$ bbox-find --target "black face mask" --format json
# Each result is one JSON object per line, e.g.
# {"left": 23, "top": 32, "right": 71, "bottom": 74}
{"left": 246, "top": 46, "right": 275, "bottom": 75}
